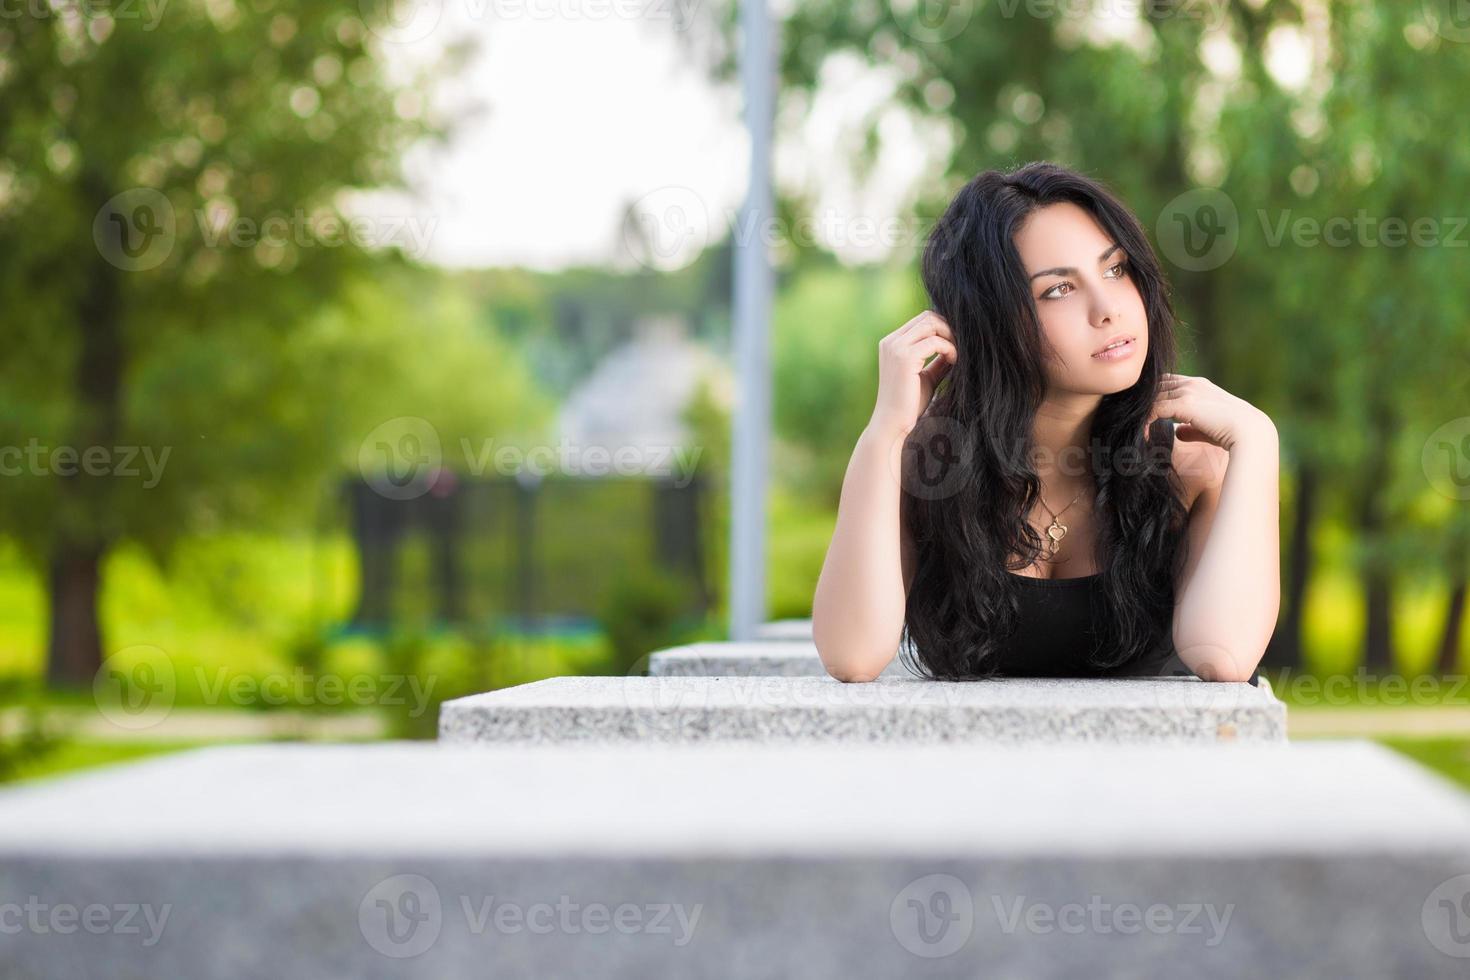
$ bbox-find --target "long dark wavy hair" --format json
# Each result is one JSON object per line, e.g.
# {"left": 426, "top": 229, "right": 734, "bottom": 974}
{"left": 898, "top": 161, "right": 1191, "bottom": 680}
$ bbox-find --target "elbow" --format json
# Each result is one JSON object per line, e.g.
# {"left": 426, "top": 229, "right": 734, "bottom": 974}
{"left": 824, "top": 663, "right": 880, "bottom": 683}
{"left": 814, "top": 642, "right": 882, "bottom": 683}
{"left": 812, "top": 611, "right": 896, "bottom": 683}
{"left": 813, "top": 636, "right": 883, "bottom": 683}
{"left": 1198, "top": 664, "right": 1257, "bottom": 684}
{"left": 1175, "top": 637, "right": 1262, "bottom": 683}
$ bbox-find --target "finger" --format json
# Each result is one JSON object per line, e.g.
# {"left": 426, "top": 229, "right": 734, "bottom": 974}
{"left": 884, "top": 311, "right": 930, "bottom": 343}
{"left": 901, "top": 312, "right": 955, "bottom": 345}
{"left": 912, "top": 335, "right": 957, "bottom": 366}
{"left": 1146, "top": 401, "right": 1175, "bottom": 430}
{"left": 920, "top": 346, "right": 956, "bottom": 381}
{"left": 895, "top": 310, "right": 938, "bottom": 336}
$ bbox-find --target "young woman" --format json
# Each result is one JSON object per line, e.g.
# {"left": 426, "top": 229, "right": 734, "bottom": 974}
{"left": 811, "top": 161, "right": 1280, "bottom": 685}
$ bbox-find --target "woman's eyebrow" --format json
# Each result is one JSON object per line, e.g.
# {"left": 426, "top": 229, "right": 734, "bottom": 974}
{"left": 1028, "top": 242, "right": 1122, "bottom": 281}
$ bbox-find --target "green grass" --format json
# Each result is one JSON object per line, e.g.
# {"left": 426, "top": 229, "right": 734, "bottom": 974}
{"left": 6, "top": 739, "right": 223, "bottom": 785}
{"left": 1271, "top": 670, "right": 1470, "bottom": 708}
{"left": 1377, "top": 737, "right": 1470, "bottom": 792}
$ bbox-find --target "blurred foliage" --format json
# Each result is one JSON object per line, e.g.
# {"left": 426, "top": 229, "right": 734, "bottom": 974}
{"left": 378, "top": 625, "right": 436, "bottom": 738}
{"left": 772, "top": 257, "right": 928, "bottom": 505}
{"left": 597, "top": 565, "right": 702, "bottom": 676}
{"left": 0, "top": 0, "right": 461, "bottom": 556}
{"left": 681, "top": 373, "right": 733, "bottom": 620}
{"left": 448, "top": 249, "right": 734, "bottom": 394}
{"left": 0, "top": 679, "right": 61, "bottom": 781}
{"left": 0, "top": 0, "right": 486, "bottom": 680}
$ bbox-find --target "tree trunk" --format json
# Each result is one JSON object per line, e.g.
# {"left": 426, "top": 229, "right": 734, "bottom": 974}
{"left": 46, "top": 170, "right": 124, "bottom": 687}
{"left": 1262, "top": 461, "right": 1316, "bottom": 670}
{"left": 45, "top": 543, "right": 106, "bottom": 686}
{"left": 1437, "top": 577, "right": 1467, "bottom": 675}
{"left": 1362, "top": 568, "right": 1394, "bottom": 673}
{"left": 1358, "top": 403, "right": 1395, "bottom": 673}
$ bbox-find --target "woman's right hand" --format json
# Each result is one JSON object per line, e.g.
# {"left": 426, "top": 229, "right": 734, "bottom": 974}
{"left": 869, "top": 310, "right": 957, "bottom": 437}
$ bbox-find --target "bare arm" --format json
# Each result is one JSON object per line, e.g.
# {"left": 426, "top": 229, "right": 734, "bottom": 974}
{"left": 1171, "top": 418, "right": 1281, "bottom": 682}
{"left": 812, "top": 311, "right": 955, "bottom": 682}
{"left": 1150, "top": 374, "right": 1281, "bottom": 683}
{"left": 811, "top": 423, "right": 915, "bottom": 681}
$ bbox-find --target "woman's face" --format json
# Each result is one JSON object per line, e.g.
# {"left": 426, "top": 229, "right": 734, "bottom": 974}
{"left": 1013, "top": 201, "right": 1149, "bottom": 394}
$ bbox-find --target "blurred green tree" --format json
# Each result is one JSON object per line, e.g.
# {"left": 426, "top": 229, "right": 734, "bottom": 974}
{"left": 0, "top": 1, "right": 480, "bottom": 684}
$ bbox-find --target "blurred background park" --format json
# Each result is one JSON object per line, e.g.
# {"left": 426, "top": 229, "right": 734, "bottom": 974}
{"left": 1, "top": 0, "right": 1468, "bottom": 784}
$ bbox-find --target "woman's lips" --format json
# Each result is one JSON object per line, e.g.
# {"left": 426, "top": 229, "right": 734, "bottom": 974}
{"left": 1091, "top": 338, "right": 1136, "bottom": 361}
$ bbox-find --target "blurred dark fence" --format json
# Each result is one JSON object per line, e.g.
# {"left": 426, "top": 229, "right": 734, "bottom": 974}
{"left": 342, "top": 473, "right": 711, "bottom": 632}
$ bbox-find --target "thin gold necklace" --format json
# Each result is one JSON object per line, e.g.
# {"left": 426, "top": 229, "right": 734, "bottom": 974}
{"left": 1038, "top": 485, "right": 1090, "bottom": 560}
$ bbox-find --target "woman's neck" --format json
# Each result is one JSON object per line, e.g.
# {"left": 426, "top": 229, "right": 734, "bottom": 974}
{"left": 1029, "top": 394, "right": 1101, "bottom": 499}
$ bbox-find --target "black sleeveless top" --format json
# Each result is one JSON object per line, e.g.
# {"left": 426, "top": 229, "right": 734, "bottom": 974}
{"left": 994, "top": 571, "right": 1260, "bottom": 686}
{"left": 990, "top": 422, "right": 1263, "bottom": 687}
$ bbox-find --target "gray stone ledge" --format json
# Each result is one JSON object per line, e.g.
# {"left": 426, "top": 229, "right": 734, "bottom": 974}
{"left": 752, "top": 618, "right": 813, "bottom": 641}
{"left": 648, "top": 641, "right": 914, "bottom": 678}
{"left": 0, "top": 741, "right": 1466, "bottom": 978}
{"left": 439, "top": 675, "right": 1286, "bottom": 745}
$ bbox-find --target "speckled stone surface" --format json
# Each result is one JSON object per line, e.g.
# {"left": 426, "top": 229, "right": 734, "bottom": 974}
{"left": 752, "top": 618, "right": 813, "bottom": 641}
{"left": 648, "top": 641, "right": 914, "bottom": 678}
{"left": 0, "top": 740, "right": 1466, "bottom": 978}
{"left": 439, "top": 675, "right": 1287, "bottom": 745}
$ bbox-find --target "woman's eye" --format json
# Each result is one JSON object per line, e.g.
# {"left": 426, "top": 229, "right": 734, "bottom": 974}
{"left": 1040, "top": 260, "right": 1128, "bottom": 300}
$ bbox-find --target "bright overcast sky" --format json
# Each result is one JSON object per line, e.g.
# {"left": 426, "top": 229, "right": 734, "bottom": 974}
{"left": 362, "top": 3, "right": 948, "bottom": 272}
{"left": 362, "top": 4, "right": 1309, "bottom": 273}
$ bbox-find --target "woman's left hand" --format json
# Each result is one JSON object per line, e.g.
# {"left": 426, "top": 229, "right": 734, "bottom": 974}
{"left": 1144, "top": 374, "right": 1273, "bottom": 453}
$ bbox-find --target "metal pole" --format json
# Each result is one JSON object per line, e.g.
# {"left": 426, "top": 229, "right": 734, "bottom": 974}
{"left": 728, "top": 0, "right": 773, "bottom": 641}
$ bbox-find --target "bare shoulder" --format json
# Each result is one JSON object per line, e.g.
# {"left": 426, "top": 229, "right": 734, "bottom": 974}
{"left": 1170, "top": 431, "right": 1229, "bottom": 510}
